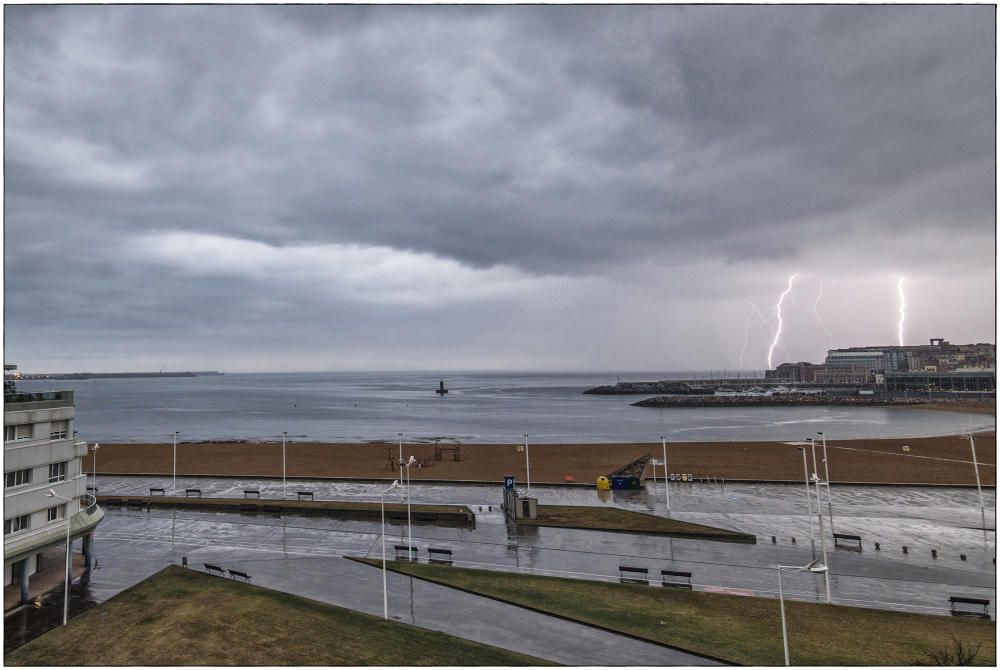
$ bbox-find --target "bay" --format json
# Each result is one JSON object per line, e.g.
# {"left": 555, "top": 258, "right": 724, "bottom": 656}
{"left": 16, "top": 372, "right": 994, "bottom": 443}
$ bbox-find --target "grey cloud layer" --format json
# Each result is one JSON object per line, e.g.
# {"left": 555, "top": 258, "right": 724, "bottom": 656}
{"left": 4, "top": 5, "right": 994, "bottom": 371}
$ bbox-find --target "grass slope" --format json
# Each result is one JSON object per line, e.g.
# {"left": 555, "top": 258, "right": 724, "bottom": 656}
{"left": 359, "top": 559, "right": 996, "bottom": 666}
{"left": 5, "top": 566, "right": 551, "bottom": 666}
{"left": 524, "top": 505, "right": 755, "bottom": 541}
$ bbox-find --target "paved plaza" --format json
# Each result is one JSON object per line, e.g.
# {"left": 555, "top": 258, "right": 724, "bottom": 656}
{"left": 7, "top": 474, "right": 995, "bottom": 663}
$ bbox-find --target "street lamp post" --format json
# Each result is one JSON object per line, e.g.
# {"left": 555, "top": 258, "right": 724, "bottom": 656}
{"left": 46, "top": 489, "right": 72, "bottom": 626}
{"left": 807, "top": 438, "right": 832, "bottom": 604}
{"left": 523, "top": 434, "right": 531, "bottom": 494}
{"left": 404, "top": 456, "right": 417, "bottom": 555}
{"left": 774, "top": 559, "right": 828, "bottom": 666}
{"left": 398, "top": 433, "right": 404, "bottom": 496}
{"left": 798, "top": 447, "right": 815, "bottom": 558}
{"left": 817, "top": 431, "right": 834, "bottom": 533}
{"left": 661, "top": 435, "right": 671, "bottom": 516}
{"left": 91, "top": 443, "right": 100, "bottom": 493}
{"left": 172, "top": 431, "right": 179, "bottom": 495}
{"left": 380, "top": 480, "right": 401, "bottom": 620}
{"left": 282, "top": 432, "right": 287, "bottom": 499}
{"left": 967, "top": 433, "right": 987, "bottom": 529}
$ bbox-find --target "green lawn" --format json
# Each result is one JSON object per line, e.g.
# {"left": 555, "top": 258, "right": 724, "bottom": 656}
{"left": 358, "top": 559, "right": 996, "bottom": 666}
{"left": 525, "top": 504, "right": 755, "bottom": 542}
{"left": 5, "top": 565, "right": 552, "bottom": 666}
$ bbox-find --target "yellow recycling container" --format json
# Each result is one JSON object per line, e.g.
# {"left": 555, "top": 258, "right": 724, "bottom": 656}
{"left": 596, "top": 476, "right": 610, "bottom": 490}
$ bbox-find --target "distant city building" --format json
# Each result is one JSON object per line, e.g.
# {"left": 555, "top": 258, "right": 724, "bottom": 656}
{"left": 824, "top": 339, "right": 995, "bottom": 374}
{"left": 4, "top": 385, "right": 104, "bottom": 605}
{"left": 764, "top": 362, "right": 816, "bottom": 382}
{"left": 812, "top": 366, "right": 874, "bottom": 385}
{"left": 884, "top": 369, "right": 996, "bottom": 394}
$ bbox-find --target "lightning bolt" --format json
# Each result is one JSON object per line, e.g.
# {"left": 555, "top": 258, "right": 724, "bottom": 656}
{"left": 897, "top": 277, "right": 906, "bottom": 346}
{"left": 767, "top": 274, "right": 798, "bottom": 369}
{"left": 812, "top": 283, "right": 834, "bottom": 346}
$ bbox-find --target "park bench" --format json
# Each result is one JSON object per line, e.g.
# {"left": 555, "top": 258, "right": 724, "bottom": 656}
{"left": 243, "top": 489, "right": 260, "bottom": 499}
{"left": 86, "top": 485, "right": 99, "bottom": 494}
{"left": 228, "top": 569, "right": 252, "bottom": 583}
{"left": 149, "top": 488, "right": 165, "bottom": 496}
{"left": 619, "top": 566, "right": 649, "bottom": 585}
{"left": 428, "top": 548, "right": 453, "bottom": 565}
{"left": 833, "top": 533, "right": 863, "bottom": 551}
{"left": 949, "top": 596, "right": 991, "bottom": 620}
{"left": 661, "top": 569, "right": 693, "bottom": 590}
{"left": 297, "top": 491, "right": 314, "bottom": 501}
{"left": 185, "top": 488, "right": 201, "bottom": 497}
{"left": 394, "top": 545, "right": 418, "bottom": 561}
{"left": 203, "top": 563, "right": 225, "bottom": 577}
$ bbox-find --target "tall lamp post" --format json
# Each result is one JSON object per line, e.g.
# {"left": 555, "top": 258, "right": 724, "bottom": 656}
{"left": 91, "top": 443, "right": 100, "bottom": 493}
{"left": 282, "top": 431, "right": 287, "bottom": 499}
{"left": 46, "top": 489, "right": 72, "bottom": 626}
{"left": 817, "top": 431, "right": 834, "bottom": 532}
{"left": 523, "top": 434, "right": 531, "bottom": 493}
{"left": 660, "top": 435, "right": 671, "bottom": 516}
{"left": 379, "top": 480, "right": 401, "bottom": 620}
{"left": 773, "top": 559, "right": 828, "bottom": 666}
{"left": 398, "top": 433, "right": 405, "bottom": 495}
{"left": 172, "top": 431, "right": 179, "bottom": 495}
{"left": 404, "top": 456, "right": 417, "bottom": 555}
{"left": 797, "top": 447, "right": 815, "bottom": 558}
{"left": 806, "top": 438, "right": 832, "bottom": 604}
{"left": 967, "top": 433, "right": 987, "bottom": 529}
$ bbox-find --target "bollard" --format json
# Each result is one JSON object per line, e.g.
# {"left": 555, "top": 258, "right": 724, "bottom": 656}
{"left": 960, "top": 554, "right": 967, "bottom": 561}
{"left": 902, "top": 546, "right": 908, "bottom": 554}
{"left": 875, "top": 542, "right": 881, "bottom": 551}
{"left": 771, "top": 536, "right": 777, "bottom": 544}
{"left": 931, "top": 549, "right": 937, "bottom": 558}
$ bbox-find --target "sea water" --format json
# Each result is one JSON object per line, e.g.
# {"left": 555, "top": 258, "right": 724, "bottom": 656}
{"left": 15, "top": 372, "right": 995, "bottom": 443}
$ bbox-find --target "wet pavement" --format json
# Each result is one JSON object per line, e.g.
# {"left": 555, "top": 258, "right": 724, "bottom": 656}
{"left": 10, "top": 475, "right": 994, "bottom": 662}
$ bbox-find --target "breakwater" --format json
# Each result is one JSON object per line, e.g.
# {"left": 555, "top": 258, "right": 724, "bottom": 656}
{"left": 633, "top": 396, "right": 924, "bottom": 408}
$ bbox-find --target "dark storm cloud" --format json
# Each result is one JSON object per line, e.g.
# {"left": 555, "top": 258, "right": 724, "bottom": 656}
{"left": 4, "top": 5, "right": 994, "bottom": 371}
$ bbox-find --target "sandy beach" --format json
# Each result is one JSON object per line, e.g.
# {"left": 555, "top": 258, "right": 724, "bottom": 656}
{"left": 92, "top": 432, "right": 996, "bottom": 486}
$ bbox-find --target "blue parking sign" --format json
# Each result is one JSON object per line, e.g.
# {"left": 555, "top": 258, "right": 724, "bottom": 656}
{"left": 503, "top": 475, "right": 515, "bottom": 490}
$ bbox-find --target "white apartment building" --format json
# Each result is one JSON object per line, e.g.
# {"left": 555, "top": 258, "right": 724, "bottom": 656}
{"left": 4, "top": 389, "right": 104, "bottom": 606}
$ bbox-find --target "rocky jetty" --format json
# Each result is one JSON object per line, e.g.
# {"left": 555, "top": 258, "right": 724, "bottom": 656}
{"left": 584, "top": 381, "right": 714, "bottom": 395}
{"left": 632, "top": 395, "right": 927, "bottom": 408}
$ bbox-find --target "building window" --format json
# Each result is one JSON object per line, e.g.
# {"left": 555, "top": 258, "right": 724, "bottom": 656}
{"left": 4, "top": 424, "right": 32, "bottom": 442}
{"left": 4, "top": 514, "right": 30, "bottom": 535}
{"left": 49, "top": 421, "right": 68, "bottom": 440}
{"left": 4, "top": 468, "right": 33, "bottom": 488}
{"left": 48, "top": 462, "right": 67, "bottom": 483}
{"left": 47, "top": 505, "right": 65, "bottom": 522}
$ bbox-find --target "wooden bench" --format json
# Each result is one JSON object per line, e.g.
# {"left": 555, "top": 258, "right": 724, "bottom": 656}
{"left": 833, "top": 533, "right": 863, "bottom": 551}
{"left": 950, "top": 596, "right": 991, "bottom": 620}
{"left": 661, "top": 569, "right": 693, "bottom": 590}
{"left": 297, "top": 491, "right": 314, "bottom": 501}
{"left": 185, "top": 488, "right": 201, "bottom": 497}
{"left": 203, "top": 563, "right": 225, "bottom": 576}
{"left": 428, "top": 548, "right": 453, "bottom": 565}
{"left": 228, "top": 569, "right": 252, "bottom": 583}
{"left": 394, "top": 545, "right": 418, "bottom": 561}
{"left": 619, "top": 566, "right": 649, "bottom": 585}
{"left": 243, "top": 489, "right": 260, "bottom": 499}
{"left": 149, "top": 488, "right": 165, "bottom": 496}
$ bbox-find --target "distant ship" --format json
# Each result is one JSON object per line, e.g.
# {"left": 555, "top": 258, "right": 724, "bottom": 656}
{"left": 436, "top": 379, "right": 448, "bottom": 396}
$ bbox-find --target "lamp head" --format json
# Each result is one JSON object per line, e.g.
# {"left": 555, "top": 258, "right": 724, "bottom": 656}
{"left": 406, "top": 456, "right": 417, "bottom": 466}
{"left": 46, "top": 489, "right": 56, "bottom": 498}
{"left": 804, "top": 558, "right": 828, "bottom": 574}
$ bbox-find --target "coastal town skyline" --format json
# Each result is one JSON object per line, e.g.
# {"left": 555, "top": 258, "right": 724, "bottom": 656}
{"left": 5, "top": 5, "right": 995, "bottom": 373}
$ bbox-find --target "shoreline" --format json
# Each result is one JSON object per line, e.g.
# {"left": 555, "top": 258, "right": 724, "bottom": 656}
{"left": 92, "top": 432, "right": 996, "bottom": 487}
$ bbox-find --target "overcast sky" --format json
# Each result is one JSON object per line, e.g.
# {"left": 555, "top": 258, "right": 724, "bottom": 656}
{"left": 4, "top": 5, "right": 995, "bottom": 373}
